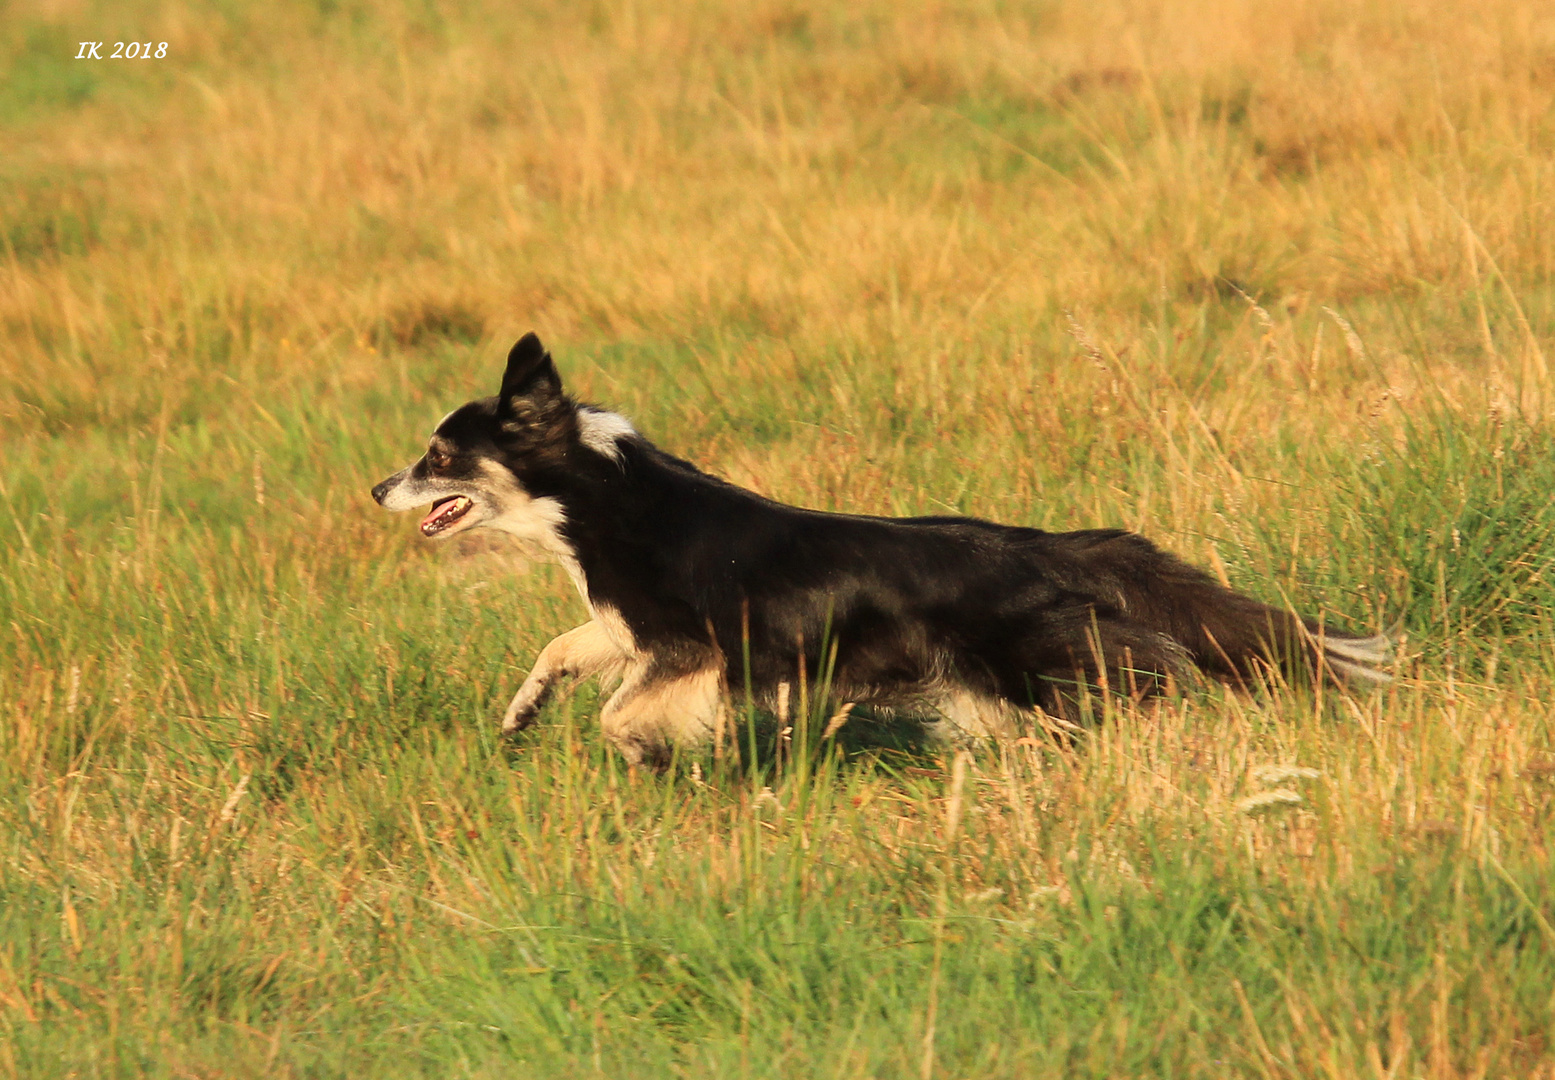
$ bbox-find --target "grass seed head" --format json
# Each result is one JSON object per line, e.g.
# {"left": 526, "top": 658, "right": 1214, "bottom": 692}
{"left": 1237, "top": 789, "right": 1305, "bottom": 815}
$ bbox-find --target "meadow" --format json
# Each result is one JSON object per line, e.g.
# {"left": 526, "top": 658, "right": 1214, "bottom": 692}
{"left": 4, "top": 0, "right": 1555, "bottom": 1074}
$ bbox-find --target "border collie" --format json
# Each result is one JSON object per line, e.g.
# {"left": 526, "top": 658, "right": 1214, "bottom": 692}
{"left": 372, "top": 334, "right": 1390, "bottom": 767}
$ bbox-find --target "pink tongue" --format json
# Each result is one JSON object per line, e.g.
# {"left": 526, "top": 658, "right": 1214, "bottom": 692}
{"left": 421, "top": 502, "right": 453, "bottom": 530}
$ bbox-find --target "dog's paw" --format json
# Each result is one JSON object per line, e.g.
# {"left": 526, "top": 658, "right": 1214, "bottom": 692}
{"left": 500, "top": 703, "right": 540, "bottom": 737}
{"left": 500, "top": 681, "right": 550, "bottom": 736}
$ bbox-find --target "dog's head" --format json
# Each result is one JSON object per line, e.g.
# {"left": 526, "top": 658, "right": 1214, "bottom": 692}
{"left": 371, "top": 333, "right": 597, "bottom": 541}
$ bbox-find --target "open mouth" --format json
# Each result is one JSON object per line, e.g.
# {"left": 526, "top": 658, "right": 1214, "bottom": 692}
{"left": 420, "top": 495, "right": 474, "bottom": 537}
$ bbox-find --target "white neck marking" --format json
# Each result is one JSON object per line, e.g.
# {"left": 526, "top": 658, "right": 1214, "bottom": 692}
{"left": 577, "top": 407, "right": 635, "bottom": 463}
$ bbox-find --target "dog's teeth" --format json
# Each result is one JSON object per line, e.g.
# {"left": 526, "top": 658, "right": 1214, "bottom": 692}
{"left": 420, "top": 495, "right": 472, "bottom": 535}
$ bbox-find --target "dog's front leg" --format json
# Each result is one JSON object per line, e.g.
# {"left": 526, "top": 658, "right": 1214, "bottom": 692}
{"left": 502, "top": 621, "right": 628, "bottom": 736}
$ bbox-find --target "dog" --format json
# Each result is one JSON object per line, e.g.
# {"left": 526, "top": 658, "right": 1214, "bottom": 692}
{"left": 372, "top": 333, "right": 1391, "bottom": 767}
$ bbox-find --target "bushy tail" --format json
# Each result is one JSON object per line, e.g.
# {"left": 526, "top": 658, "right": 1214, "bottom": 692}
{"left": 1311, "top": 629, "right": 1395, "bottom": 685}
{"left": 1154, "top": 563, "right": 1395, "bottom": 688}
{"left": 1059, "top": 530, "right": 1395, "bottom": 688}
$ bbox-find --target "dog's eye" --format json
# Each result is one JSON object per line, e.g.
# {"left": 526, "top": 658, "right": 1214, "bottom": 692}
{"left": 427, "top": 449, "right": 451, "bottom": 469}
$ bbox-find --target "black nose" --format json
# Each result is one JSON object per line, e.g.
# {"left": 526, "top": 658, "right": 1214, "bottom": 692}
{"left": 370, "top": 478, "right": 391, "bottom": 505}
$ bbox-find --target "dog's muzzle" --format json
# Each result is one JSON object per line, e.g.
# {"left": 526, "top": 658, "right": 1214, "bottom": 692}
{"left": 372, "top": 468, "right": 414, "bottom": 507}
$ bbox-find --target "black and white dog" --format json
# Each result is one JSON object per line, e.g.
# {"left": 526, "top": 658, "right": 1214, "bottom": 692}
{"left": 373, "top": 334, "right": 1390, "bottom": 766}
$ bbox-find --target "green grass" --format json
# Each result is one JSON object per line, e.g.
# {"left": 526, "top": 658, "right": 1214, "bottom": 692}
{"left": 4, "top": 0, "right": 1555, "bottom": 1075}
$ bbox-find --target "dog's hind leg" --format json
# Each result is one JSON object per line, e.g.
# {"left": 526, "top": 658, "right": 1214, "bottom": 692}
{"left": 599, "top": 655, "right": 723, "bottom": 770}
{"left": 989, "top": 612, "right": 1190, "bottom": 721}
{"left": 920, "top": 686, "right": 1027, "bottom": 744}
{"left": 502, "top": 621, "right": 629, "bottom": 736}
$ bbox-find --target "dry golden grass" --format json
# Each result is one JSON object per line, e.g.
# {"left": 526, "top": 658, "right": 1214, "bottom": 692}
{"left": 8, "top": 0, "right": 1555, "bottom": 428}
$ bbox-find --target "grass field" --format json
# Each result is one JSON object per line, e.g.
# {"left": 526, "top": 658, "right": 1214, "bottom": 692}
{"left": 5, "top": 0, "right": 1555, "bottom": 1075}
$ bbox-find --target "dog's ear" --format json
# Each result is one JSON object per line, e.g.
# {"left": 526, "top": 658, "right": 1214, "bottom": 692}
{"left": 498, "top": 333, "right": 563, "bottom": 412}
